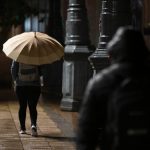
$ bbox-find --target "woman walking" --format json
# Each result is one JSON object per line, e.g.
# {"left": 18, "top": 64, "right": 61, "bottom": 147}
{"left": 11, "top": 60, "right": 43, "bottom": 137}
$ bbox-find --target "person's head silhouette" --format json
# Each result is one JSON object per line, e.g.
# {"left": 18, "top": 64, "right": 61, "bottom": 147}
{"left": 107, "top": 26, "right": 149, "bottom": 63}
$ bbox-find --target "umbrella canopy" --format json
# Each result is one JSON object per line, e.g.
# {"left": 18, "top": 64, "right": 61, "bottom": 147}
{"left": 2, "top": 32, "right": 64, "bottom": 65}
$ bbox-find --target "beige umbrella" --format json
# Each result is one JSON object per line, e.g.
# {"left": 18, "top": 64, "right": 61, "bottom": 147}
{"left": 2, "top": 32, "right": 64, "bottom": 65}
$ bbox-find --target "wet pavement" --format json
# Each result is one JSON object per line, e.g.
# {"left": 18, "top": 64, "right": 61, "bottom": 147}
{"left": 0, "top": 89, "right": 78, "bottom": 150}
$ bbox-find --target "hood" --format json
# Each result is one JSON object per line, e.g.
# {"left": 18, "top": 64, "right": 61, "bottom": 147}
{"left": 107, "top": 26, "right": 150, "bottom": 63}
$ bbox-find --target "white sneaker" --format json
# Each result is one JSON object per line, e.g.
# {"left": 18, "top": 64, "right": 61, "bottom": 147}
{"left": 31, "top": 125, "right": 38, "bottom": 137}
{"left": 19, "top": 130, "right": 26, "bottom": 134}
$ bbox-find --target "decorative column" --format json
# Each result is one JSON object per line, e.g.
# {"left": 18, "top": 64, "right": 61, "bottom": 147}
{"left": 89, "top": 0, "right": 133, "bottom": 73}
{"left": 88, "top": 0, "right": 112, "bottom": 73}
{"left": 60, "top": 0, "right": 93, "bottom": 111}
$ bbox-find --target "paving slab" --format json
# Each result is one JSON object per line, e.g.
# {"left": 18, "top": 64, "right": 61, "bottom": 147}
{"left": 0, "top": 98, "right": 76, "bottom": 150}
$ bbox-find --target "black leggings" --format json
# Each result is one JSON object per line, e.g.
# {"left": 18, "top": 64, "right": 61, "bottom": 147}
{"left": 16, "top": 86, "right": 41, "bottom": 130}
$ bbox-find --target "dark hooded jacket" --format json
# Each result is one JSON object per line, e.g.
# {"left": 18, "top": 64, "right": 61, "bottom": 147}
{"left": 76, "top": 26, "right": 150, "bottom": 150}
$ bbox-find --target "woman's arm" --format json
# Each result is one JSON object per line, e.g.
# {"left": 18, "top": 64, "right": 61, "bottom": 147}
{"left": 11, "top": 60, "right": 19, "bottom": 81}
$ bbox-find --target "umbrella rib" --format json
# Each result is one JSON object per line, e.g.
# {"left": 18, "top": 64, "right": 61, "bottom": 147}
{"left": 2, "top": 31, "right": 64, "bottom": 65}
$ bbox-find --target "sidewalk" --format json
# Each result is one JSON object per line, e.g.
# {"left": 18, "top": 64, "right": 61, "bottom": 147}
{"left": 0, "top": 89, "right": 78, "bottom": 150}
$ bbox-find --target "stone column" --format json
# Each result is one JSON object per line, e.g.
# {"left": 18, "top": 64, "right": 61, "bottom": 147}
{"left": 60, "top": 0, "right": 93, "bottom": 111}
{"left": 89, "top": 0, "right": 133, "bottom": 73}
{"left": 88, "top": 0, "right": 112, "bottom": 73}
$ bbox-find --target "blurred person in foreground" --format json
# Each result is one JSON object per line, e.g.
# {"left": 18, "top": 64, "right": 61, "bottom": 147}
{"left": 76, "top": 26, "right": 150, "bottom": 150}
{"left": 11, "top": 61, "right": 43, "bottom": 137}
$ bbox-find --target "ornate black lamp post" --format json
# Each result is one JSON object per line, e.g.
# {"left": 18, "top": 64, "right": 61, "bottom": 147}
{"left": 88, "top": 0, "right": 112, "bottom": 73}
{"left": 89, "top": 0, "right": 133, "bottom": 73}
{"left": 60, "top": 0, "right": 93, "bottom": 111}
